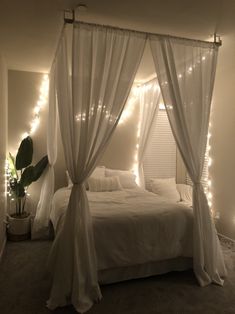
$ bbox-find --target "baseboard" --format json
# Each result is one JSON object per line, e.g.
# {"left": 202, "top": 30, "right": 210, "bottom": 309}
{"left": 217, "top": 232, "right": 235, "bottom": 251}
{"left": 0, "top": 236, "right": 6, "bottom": 263}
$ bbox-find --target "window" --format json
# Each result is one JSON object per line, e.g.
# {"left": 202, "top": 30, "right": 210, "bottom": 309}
{"left": 143, "top": 107, "right": 209, "bottom": 196}
{"left": 143, "top": 109, "right": 176, "bottom": 190}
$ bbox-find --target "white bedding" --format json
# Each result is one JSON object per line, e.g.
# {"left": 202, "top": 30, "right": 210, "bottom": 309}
{"left": 50, "top": 187, "right": 193, "bottom": 271}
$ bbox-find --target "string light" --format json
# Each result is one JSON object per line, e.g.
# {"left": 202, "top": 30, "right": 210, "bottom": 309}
{"left": 118, "top": 86, "right": 139, "bottom": 124}
{"left": 206, "top": 124, "right": 213, "bottom": 212}
{"left": 4, "top": 159, "right": 13, "bottom": 199}
{"left": 131, "top": 80, "right": 160, "bottom": 184}
{"left": 132, "top": 52, "right": 212, "bottom": 196}
{"left": 132, "top": 112, "right": 141, "bottom": 185}
{"left": 5, "top": 74, "right": 49, "bottom": 199}
{"left": 19, "top": 74, "right": 49, "bottom": 141}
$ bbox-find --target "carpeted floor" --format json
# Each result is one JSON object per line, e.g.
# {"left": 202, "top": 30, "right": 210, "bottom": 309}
{"left": 0, "top": 241, "right": 235, "bottom": 314}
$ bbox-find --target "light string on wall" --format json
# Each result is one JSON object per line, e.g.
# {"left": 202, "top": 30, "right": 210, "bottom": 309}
{"left": 5, "top": 74, "right": 49, "bottom": 200}
{"left": 21, "top": 74, "right": 49, "bottom": 140}
{"left": 118, "top": 90, "right": 139, "bottom": 124}
{"left": 75, "top": 87, "right": 139, "bottom": 125}
{"left": 207, "top": 124, "right": 213, "bottom": 210}
{"left": 132, "top": 51, "right": 213, "bottom": 210}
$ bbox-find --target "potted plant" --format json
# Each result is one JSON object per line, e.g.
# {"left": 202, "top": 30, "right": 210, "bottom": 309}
{"left": 6, "top": 136, "right": 48, "bottom": 241}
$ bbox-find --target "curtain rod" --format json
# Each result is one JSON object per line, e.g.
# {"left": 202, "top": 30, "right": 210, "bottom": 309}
{"left": 63, "top": 10, "right": 222, "bottom": 47}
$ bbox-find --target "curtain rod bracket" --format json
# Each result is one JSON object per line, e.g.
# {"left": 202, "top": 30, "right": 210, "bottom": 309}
{"left": 63, "top": 17, "right": 222, "bottom": 47}
{"left": 64, "top": 9, "right": 75, "bottom": 24}
{"left": 214, "top": 33, "right": 222, "bottom": 46}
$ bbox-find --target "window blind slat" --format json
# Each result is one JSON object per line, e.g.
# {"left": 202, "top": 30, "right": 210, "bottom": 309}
{"left": 143, "top": 109, "right": 209, "bottom": 194}
{"left": 143, "top": 110, "right": 176, "bottom": 190}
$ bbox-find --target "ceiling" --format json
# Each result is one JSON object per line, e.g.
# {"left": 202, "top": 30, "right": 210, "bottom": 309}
{"left": 0, "top": 0, "right": 235, "bottom": 81}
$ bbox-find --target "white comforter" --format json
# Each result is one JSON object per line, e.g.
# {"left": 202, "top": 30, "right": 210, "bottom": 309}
{"left": 50, "top": 187, "right": 193, "bottom": 271}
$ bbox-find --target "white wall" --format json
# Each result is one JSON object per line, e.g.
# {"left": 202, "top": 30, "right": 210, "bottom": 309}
{"left": 100, "top": 102, "right": 140, "bottom": 171}
{"left": 8, "top": 70, "right": 48, "bottom": 215}
{"left": 0, "top": 56, "right": 7, "bottom": 259}
{"left": 8, "top": 70, "right": 141, "bottom": 207}
{"left": 211, "top": 35, "right": 235, "bottom": 240}
{"left": 9, "top": 56, "right": 235, "bottom": 242}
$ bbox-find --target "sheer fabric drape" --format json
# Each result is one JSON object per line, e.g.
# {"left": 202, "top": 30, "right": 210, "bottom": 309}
{"left": 32, "top": 64, "right": 57, "bottom": 239}
{"left": 137, "top": 79, "right": 161, "bottom": 188}
{"left": 47, "top": 23, "right": 146, "bottom": 313}
{"left": 149, "top": 35, "right": 226, "bottom": 286}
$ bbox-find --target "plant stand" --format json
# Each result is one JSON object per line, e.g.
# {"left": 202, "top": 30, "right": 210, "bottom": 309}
{"left": 7, "top": 214, "right": 31, "bottom": 241}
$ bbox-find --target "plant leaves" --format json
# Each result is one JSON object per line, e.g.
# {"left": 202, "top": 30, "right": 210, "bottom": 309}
{"left": 15, "top": 136, "right": 33, "bottom": 170}
{"left": 9, "top": 177, "right": 17, "bottom": 190}
{"left": 8, "top": 153, "right": 18, "bottom": 178}
{"left": 20, "top": 166, "right": 35, "bottom": 187}
{"left": 33, "top": 155, "right": 48, "bottom": 182}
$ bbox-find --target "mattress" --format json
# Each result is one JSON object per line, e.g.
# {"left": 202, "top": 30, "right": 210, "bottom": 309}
{"left": 50, "top": 187, "right": 193, "bottom": 274}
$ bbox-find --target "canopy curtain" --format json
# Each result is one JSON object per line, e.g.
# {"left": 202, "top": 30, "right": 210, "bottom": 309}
{"left": 149, "top": 35, "right": 226, "bottom": 286}
{"left": 137, "top": 79, "right": 161, "bottom": 188}
{"left": 31, "top": 63, "right": 58, "bottom": 239}
{"left": 47, "top": 23, "right": 146, "bottom": 313}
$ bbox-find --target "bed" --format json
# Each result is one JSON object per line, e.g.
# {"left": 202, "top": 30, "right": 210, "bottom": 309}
{"left": 50, "top": 185, "right": 193, "bottom": 284}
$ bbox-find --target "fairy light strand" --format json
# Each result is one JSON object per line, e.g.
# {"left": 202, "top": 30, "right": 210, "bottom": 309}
{"left": 5, "top": 74, "right": 49, "bottom": 200}
{"left": 21, "top": 74, "right": 49, "bottom": 140}
{"left": 132, "top": 52, "right": 213, "bottom": 208}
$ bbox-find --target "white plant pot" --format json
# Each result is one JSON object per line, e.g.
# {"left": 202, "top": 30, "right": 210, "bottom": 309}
{"left": 7, "top": 214, "right": 31, "bottom": 241}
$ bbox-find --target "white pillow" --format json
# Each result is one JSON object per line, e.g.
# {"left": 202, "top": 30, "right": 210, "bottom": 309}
{"left": 91, "top": 166, "right": 105, "bottom": 178}
{"left": 105, "top": 168, "right": 137, "bottom": 189}
{"left": 176, "top": 184, "right": 192, "bottom": 205}
{"left": 66, "top": 166, "right": 105, "bottom": 189}
{"left": 88, "top": 176, "right": 122, "bottom": 192}
{"left": 150, "top": 178, "right": 180, "bottom": 202}
{"left": 118, "top": 173, "right": 138, "bottom": 189}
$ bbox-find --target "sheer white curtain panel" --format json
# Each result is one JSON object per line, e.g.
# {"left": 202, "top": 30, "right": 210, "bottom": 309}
{"left": 31, "top": 64, "right": 58, "bottom": 239}
{"left": 137, "top": 79, "right": 161, "bottom": 188}
{"left": 47, "top": 23, "right": 146, "bottom": 313}
{"left": 149, "top": 35, "right": 226, "bottom": 286}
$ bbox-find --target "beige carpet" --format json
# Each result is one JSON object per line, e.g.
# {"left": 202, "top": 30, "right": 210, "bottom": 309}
{"left": 0, "top": 240, "right": 235, "bottom": 314}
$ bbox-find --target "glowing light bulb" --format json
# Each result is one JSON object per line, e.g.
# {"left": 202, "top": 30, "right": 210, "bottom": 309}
{"left": 207, "top": 192, "right": 212, "bottom": 199}
{"left": 159, "top": 103, "right": 165, "bottom": 110}
{"left": 188, "top": 67, "right": 193, "bottom": 73}
{"left": 21, "top": 132, "right": 29, "bottom": 139}
{"left": 208, "top": 157, "right": 212, "bottom": 167}
{"left": 34, "top": 106, "right": 40, "bottom": 115}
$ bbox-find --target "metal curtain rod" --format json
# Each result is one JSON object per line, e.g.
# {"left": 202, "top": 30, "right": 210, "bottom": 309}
{"left": 63, "top": 10, "right": 222, "bottom": 47}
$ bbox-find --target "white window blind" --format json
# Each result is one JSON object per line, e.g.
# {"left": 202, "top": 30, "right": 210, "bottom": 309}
{"left": 143, "top": 109, "right": 176, "bottom": 190}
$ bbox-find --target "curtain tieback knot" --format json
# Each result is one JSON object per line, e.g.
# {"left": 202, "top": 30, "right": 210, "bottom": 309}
{"left": 72, "top": 182, "right": 85, "bottom": 186}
